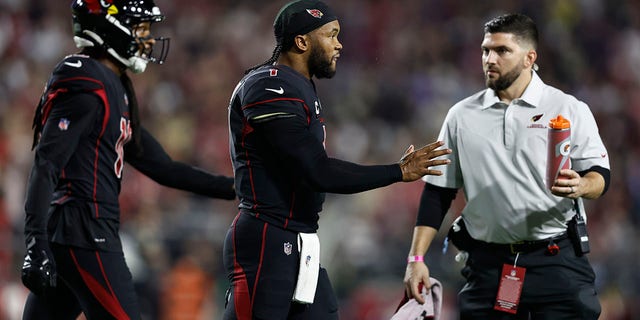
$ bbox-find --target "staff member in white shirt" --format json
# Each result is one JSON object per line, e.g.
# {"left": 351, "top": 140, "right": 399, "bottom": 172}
{"left": 403, "top": 13, "right": 610, "bottom": 320}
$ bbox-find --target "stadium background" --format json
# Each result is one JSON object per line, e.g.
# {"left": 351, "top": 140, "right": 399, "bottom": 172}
{"left": 0, "top": 0, "right": 638, "bottom": 319}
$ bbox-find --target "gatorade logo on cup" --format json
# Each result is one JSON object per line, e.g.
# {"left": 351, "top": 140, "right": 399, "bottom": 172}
{"left": 557, "top": 139, "right": 571, "bottom": 157}
{"left": 547, "top": 115, "right": 571, "bottom": 189}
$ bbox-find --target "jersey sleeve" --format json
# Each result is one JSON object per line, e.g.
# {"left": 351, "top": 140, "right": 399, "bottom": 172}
{"left": 242, "top": 77, "right": 310, "bottom": 124}
{"left": 124, "top": 127, "right": 236, "bottom": 199}
{"left": 415, "top": 183, "right": 458, "bottom": 228}
{"left": 24, "top": 92, "right": 101, "bottom": 241}
{"left": 256, "top": 116, "right": 402, "bottom": 194}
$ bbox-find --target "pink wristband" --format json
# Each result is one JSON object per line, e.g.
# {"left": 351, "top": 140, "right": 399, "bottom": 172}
{"left": 407, "top": 255, "right": 424, "bottom": 263}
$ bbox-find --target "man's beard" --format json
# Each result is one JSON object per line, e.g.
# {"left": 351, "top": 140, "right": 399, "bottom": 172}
{"left": 486, "top": 64, "right": 522, "bottom": 91}
{"left": 308, "top": 45, "right": 336, "bottom": 79}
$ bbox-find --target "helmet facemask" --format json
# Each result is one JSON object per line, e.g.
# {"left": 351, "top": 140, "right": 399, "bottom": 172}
{"left": 71, "top": 0, "right": 170, "bottom": 73}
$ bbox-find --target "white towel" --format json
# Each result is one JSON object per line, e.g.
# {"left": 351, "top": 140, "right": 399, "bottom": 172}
{"left": 391, "top": 277, "right": 443, "bottom": 320}
{"left": 292, "top": 233, "right": 320, "bottom": 304}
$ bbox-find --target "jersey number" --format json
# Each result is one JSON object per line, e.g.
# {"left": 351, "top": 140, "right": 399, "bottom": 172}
{"left": 114, "top": 117, "right": 132, "bottom": 178}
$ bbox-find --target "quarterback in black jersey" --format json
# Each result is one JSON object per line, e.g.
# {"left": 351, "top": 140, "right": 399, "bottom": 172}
{"left": 223, "top": 1, "right": 451, "bottom": 319}
{"left": 21, "top": 1, "right": 235, "bottom": 319}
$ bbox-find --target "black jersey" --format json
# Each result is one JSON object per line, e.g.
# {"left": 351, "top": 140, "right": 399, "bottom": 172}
{"left": 24, "top": 55, "right": 131, "bottom": 250}
{"left": 229, "top": 65, "right": 402, "bottom": 233}
{"left": 25, "top": 54, "right": 235, "bottom": 251}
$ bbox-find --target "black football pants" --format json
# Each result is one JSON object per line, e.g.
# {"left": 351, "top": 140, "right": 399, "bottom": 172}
{"left": 22, "top": 243, "right": 140, "bottom": 320}
{"left": 222, "top": 212, "right": 339, "bottom": 320}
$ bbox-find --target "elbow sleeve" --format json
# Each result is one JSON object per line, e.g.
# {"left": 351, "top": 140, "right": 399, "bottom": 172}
{"left": 415, "top": 183, "right": 457, "bottom": 230}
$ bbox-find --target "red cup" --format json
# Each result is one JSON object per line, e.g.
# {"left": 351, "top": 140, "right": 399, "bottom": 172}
{"left": 547, "top": 115, "right": 571, "bottom": 190}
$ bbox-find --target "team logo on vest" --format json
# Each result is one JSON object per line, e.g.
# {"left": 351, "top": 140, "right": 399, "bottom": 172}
{"left": 531, "top": 114, "right": 544, "bottom": 122}
{"left": 527, "top": 113, "right": 546, "bottom": 129}
{"left": 284, "top": 242, "right": 293, "bottom": 255}
{"left": 306, "top": 9, "right": 323, "bottom": 18}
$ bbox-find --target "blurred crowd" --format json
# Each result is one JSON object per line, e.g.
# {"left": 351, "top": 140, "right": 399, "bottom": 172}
{"left": 0, "top": 0, "right": 639, "bottom": 319}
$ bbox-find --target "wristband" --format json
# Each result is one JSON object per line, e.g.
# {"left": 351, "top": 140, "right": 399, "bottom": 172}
{"left": 407, "top": 255, "right": 424, "bottom": 263}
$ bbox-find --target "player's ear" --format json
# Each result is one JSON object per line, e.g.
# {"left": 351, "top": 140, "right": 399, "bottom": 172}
{"left": 524, "top": 48, "right": 537, "bottom": 69}
{"left": 293, "top": 34, "right": 310, "bottom": 52}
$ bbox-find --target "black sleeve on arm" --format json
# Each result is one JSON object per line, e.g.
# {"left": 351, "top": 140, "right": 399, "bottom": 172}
{"left": 415, "top": 183, "right": 458, "bottom": 230}
{"left": 124, "top": 127, "right": 235, "bottom": 199}
{"left": 255, "top": 116, "right": 402, "bottom": 194}
{"left": 577, "top": 165, "right": 610, "bottom": 196}
{"left": 24, "top": 92, "right": 99, "bottom": 241}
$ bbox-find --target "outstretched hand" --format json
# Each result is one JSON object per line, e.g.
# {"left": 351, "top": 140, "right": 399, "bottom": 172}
{"left": 399, "top": 141, "right": 451, "bottom": 182}
{"left": 21, "top": 237, "right": 57, "bottom": 296}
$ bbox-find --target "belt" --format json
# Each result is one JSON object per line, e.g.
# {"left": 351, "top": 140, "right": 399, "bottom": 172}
{"left": 471, "top": 233, "right": 569, "bottom": 254}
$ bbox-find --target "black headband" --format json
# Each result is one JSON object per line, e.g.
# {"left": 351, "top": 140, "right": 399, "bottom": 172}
{"left": 274, "top": 0, "right": 337, "bottom": 50}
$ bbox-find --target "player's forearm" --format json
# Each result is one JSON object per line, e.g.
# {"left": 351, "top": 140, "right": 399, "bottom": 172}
{"left": 310, "top": 157, "right": 401, "bottom": 194}
{"left": 407, "top": 226, "right": 439, "bottom": 257}
{"left": 126, "top": 127, "right": 235, "bottom": 199}
{"left": 24, "top": 157, "right": 59, "bottom": 241}
{"left": 136, "top": 158, "right": 235, "bottom": 199}
{"left": 159, "top": 163, "right": 236, "bottom": 199}
{"left": 257, "top": 117, "right": 403, "bottom": 193}
{"left": 580, "top": 171, "right": 605, "bottom": 200}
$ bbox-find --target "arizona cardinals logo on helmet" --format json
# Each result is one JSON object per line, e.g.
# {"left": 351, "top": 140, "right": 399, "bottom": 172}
{"left": 306, "top": 9, "right": 323, "bottom": 18}
{"left": 82, "top": 0, "right": 113, "bottom": 14}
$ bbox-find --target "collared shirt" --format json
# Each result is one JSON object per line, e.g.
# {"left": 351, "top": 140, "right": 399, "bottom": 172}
{"left": 426, "top": 71, "right": 610, "bottom": 243}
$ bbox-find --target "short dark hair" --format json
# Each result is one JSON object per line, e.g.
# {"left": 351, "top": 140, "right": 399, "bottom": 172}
{"left": 484, "top": 13, "right": 538, "bottom": 49}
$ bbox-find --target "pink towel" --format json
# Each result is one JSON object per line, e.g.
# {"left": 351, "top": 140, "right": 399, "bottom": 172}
{"left": 391, "top": 277, "right": 442, "bottom": 320}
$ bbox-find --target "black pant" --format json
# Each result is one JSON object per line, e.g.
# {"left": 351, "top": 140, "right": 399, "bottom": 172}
{"left": 458, "top": 236, "right": 601, "bottom": 320}
{"left": 22, "top": 244, "right": 140, "bottom": 320}
{"left": 222, "top": 212, "right": 339, "bottom": 320}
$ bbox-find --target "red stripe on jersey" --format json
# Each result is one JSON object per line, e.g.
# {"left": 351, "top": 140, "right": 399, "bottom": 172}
{"left": 283, "top": 192, "right": 296, "bottom": 229}
{"left": 40, "top": 88, "right": 69, "bottom": 126}
{"left": 91, "top": 87, "right": 110, "bottom": 217}
{"left": 301, "top": 103, "right": 311, "bottom": 125}
{"left": 41, "top": 77, "right": 104, "bottom": 126}
{"left": 241, "top": 97, "right": 305, "bottom": 111}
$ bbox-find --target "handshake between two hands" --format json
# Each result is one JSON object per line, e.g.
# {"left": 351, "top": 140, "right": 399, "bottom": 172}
{"left": 21, "top": 237, "right": 57, "bottom": 296}
{"left": 399, "top": 141, "right": 452, "bottom": 182}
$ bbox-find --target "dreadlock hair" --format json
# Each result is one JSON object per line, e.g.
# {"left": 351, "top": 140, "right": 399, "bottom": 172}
{"left": 244, "top": 44, "right": 282, "bottom": 75}
{"left": 31, "top": 94, "right": 46, "bottom": 150}
{"left": 120, "top": 72, "right": 143, "bottom": 155}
